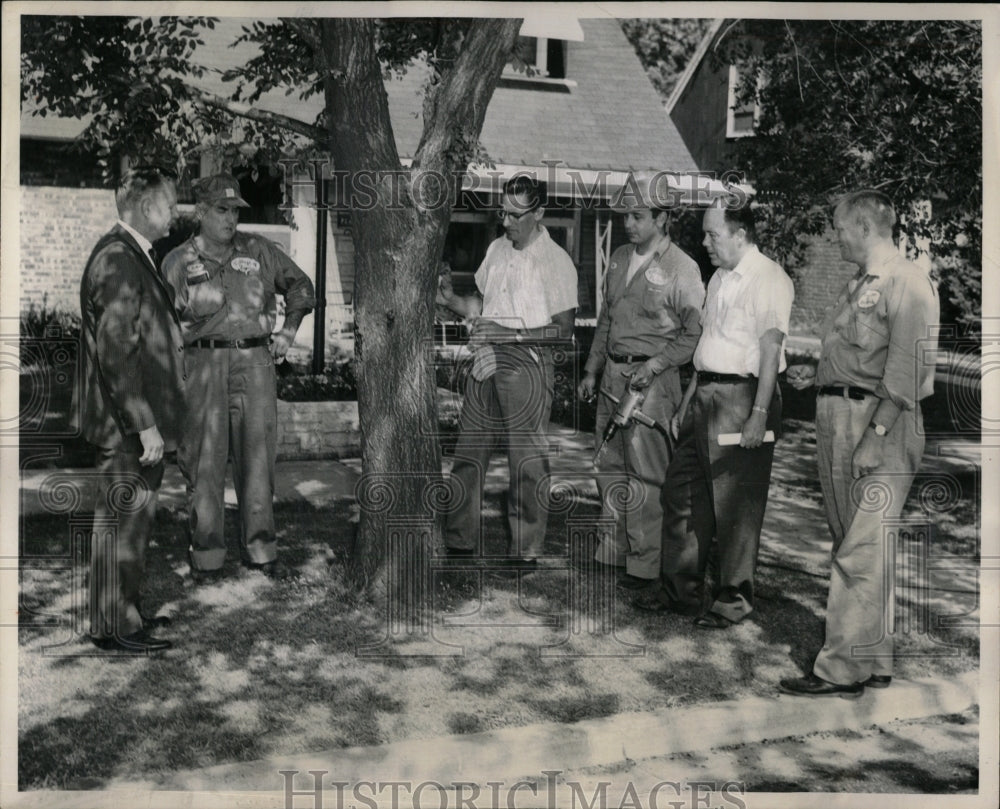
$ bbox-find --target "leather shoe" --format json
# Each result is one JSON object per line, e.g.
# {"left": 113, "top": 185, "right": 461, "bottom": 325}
{"left": 247, "top": 560, "right": 291, "bottom": 580}
{"left": 779, "top": 673, "right": 864, "bottom": 698}
{"left": 616, "top": 574, "right": 656, "bottom": 591}
{"left": 91, "top": 630, "right": 172, "bottom": 653}
{"left": 493, "top": 557, "right": 538, "bottom": 572}
{"left": 693, "top": 611, "right": 736, "bottom": 629}
{"left": 141, "top": 614, "right": 172, "bottom": 629}
{"left": 442, "top": 548, "right": 480, "bottom": 567}
{"left": 632, "top": 593, "right": 700, "bottom": 616}
{"left": 863, "top": 674, "right": 892, "bottom": 688}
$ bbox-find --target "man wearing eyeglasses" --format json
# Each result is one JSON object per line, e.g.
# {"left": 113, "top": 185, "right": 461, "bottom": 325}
{"left": 577, "top": 172, "right": 704, "bottom": 592}
{"left": 437, "top": 175, "right": 578, "bottom": 569}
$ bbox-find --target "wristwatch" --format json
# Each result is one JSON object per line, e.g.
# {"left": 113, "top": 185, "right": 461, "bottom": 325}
{"left": 869, "top": 422, "right": 888, "bottom": 437}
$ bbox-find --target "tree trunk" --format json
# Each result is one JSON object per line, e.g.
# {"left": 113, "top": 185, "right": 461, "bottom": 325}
{"left": 319, "top": 19, "right": 521, "bottom": 613}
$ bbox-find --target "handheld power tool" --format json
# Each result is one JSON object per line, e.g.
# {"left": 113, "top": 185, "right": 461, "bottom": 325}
{"left": 592, "top": 384, "right": 670, "bottom": 467}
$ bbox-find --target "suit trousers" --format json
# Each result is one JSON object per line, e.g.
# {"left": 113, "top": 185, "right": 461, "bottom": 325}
{"left": 89, "top": 438, "right": 163, "bottom": 640}
{"left": 444, "top": 344, "right": 554, "bottom": 560}
{"left": 593, "top": 360, "right": 678, "bottom": 578}
{"left": 179, "top": 344, "right": 277, "bottom": 571}
{"left": 660, "top": 378, "right": 780, "bottom": 621}
{"left": 812, "top": 395, "right": 925, "bottom": 685}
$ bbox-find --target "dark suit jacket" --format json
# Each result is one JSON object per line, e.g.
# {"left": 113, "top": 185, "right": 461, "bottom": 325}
{"left": 74, "top": 225, "right": 185, "bottom": 450}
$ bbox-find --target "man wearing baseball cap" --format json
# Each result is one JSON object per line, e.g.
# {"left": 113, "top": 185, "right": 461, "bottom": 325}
{"left": 578, "top": 171, "right": 704, "bottom": 591}
{"left": 162, "top": 173, "right": 315, "bottom": 583}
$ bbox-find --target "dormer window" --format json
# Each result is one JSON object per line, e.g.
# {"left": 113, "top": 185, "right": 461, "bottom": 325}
{"left": 726, "top": 64, "right": 760, "bottom": 138}
{"left": 508, "top": 36, "right": 567, "bottom": 80}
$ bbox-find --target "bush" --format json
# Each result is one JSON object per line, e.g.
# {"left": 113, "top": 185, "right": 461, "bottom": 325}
{"left": 20, "top": 296, "right": 81, "bottom": 369}
{"left": 276, "top": 361, "right": 357, "bottom": 402}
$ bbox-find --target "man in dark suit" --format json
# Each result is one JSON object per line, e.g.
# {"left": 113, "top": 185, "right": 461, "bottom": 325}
{"left": 76, "top": 166, "right": 183, "bottom": 653}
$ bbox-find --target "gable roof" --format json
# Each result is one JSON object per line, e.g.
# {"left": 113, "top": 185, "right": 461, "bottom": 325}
{"left": 20, "top": 16, "right": 697, "bottom": 174}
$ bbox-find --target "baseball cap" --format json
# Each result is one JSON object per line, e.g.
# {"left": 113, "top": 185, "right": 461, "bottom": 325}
{"left": 194, "top": 174, "right": 250, "bottom": 207}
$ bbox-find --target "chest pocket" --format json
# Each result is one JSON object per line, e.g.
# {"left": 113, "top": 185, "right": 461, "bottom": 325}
{"left": 836, "top": 287, "right": 888, "bottom": 350}
{"left": 185, "top": 266, "right": 226, "bottom": 319}
{"left": 640, "top": 277, "right": 675, "bottom": 329}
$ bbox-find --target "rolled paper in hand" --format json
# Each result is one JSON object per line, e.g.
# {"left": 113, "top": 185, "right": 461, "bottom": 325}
{"left": 718, "top": 431, "right": 775, "bottom": 446}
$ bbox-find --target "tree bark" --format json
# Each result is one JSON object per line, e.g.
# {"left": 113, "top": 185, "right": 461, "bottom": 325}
{"left": 319, "top": 19, "right": 520, "bottom": 602}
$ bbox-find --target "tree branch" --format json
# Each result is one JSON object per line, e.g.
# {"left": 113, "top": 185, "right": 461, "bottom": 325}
{"left": 194, "top": 90, "right": 328, "bottom": 145}
{"left": 281, "top": 17, "right": 322, "bottom": 51}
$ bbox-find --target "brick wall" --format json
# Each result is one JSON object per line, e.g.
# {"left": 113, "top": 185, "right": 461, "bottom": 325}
{"left": 791, "top": 231, "right": 857, "bottom": 333}
{"left": 20, "top": 186, "right": 117, "bottom": 314}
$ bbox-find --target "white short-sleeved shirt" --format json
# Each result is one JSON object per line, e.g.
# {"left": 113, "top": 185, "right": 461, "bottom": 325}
{"left": 476, "top": 227, "right": 578, "bottom": 329}
{"left": 693, "top": 245, "right": 794, "bottom": 375}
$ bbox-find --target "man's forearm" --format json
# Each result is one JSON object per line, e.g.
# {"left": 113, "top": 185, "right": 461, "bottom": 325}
{"left": 279, "top": 309, "right": 307, "bottom": 338}
{"left": 754, "top": 333, "right": 784, "bottom": 411}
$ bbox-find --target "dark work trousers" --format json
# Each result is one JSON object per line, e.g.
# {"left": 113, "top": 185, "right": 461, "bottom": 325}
{"left": 593, "top": 359, "right": 679, "bottom": 578}
{"left": 444, "top": 344, "right": 555, "bottom": 560}
{"left": 660, "top": 378, "right": 780, "bottom": 621}
{"left": 90, "top": 438, "right": 163, "bottom": 640}
{"left": 179, "top": 344, "right": 277, "bottom": 571}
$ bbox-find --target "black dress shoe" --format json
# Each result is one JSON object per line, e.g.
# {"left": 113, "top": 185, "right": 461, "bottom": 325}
{"left": 494, "top": 557, "right": 538, "bottom": 572}
{"left": 779, "top": 673, "right": 864, "bottom": 698}
{"left": 863, "top": 674, "right": 892, "bottom": 688}
{"left": 91, "top": 630, "right": 172, "bottom": 653}
{"left": 247, "top": 560, "right": 292, "bottom": 580}
{"left": 617, "top": 574, "right": 656, "bottom": 591}
{"left": 632, "top": 593, "right": 701, "bottom": 616}
{"left": 442, "top": 548, "right": 480, "bottom": 567}
{"left": 693, "top": 611, "right": 736, "bottom": 629}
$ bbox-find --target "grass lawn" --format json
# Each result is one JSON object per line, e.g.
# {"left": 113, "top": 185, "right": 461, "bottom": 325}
{"left": 17, "top": 421, "right": 982, "bottom": 790}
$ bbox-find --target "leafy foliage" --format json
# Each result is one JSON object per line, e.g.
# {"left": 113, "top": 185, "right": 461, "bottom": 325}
{"left": 714, "top": 19, "right": 982, "bottom": 329}
{"left": 620, "top": 18, "right": 713, "bottom": 98}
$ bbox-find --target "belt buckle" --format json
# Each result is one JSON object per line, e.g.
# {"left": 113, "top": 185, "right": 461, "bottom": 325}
{"left": 234, "top": 338, "right": 248, "bottom": 349}
{"left": 841, "top": 387, "right": 850, "bottom": 399}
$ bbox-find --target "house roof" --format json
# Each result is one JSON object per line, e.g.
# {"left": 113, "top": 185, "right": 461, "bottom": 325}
{"left": 20, "top": 16, "right": 697, "bottom": 174}
{"left": 664, "top": 18, "right": 725, "bottom": 114}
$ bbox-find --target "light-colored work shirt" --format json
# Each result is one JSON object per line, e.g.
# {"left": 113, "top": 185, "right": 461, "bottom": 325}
{"left": 585, "top": 236, "right": 704, "bottom": 376}
{"left": 476, "top": 227, "right": 578, "bottom": 330}
{"left": 693, "top": 245, "right": 794, "bottom": 376}
{"left": 816, "top": 251, "right": 938, "bottom": 408}
{"left": 163, "top": 232, "right": 315, "bottom": 343}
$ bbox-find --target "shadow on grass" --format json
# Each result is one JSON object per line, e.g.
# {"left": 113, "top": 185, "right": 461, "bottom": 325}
{"left": 17, "top": 424, "right": 981, "bottom": 790}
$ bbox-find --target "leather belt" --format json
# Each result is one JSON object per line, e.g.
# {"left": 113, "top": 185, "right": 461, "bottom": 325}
{"left": 816, "top": 385, "right": 874, "bottom": 401}
{"left": 608, "top": 352, "right": 651, "bottom": 364}
{"left": 189, "top": 336, "right": 270, "bottom": 349}
{"left": 697, "top": 371, "right": 753, "bottom": 384}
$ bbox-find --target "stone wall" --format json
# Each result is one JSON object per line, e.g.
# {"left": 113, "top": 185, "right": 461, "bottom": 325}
{"left": 276, "top": 400, "right": 360, "bottom": 460}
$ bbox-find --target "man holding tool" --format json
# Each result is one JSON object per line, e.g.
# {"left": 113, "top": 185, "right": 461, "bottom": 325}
{"left": 578, "top": 172, "right": 703, "bottom": 591}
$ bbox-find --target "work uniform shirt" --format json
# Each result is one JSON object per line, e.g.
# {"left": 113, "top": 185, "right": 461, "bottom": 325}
{"left": 476, "top": 226, "right": 578, "bottom": 329}
{"left": 162, "top": 232, "right": 315, "bottom": 343}
{"left": 585, "top": 236, "right": 704, "bottom": 376}
{"left": 693, "top": 245, "right": 794, "bottom": 376}
{"left": 816, "top": 251, "right": 938, "bottom": 409}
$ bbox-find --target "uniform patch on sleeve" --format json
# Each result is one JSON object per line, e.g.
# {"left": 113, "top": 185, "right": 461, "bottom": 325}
{"left": 857, "top": 289, "right": 880, "bottom": 309}
{"left": 230, "top": 257, "right": 261, "bottom": 275}
{"left": 644, "top": 265, "right": 670, "bottom": 286}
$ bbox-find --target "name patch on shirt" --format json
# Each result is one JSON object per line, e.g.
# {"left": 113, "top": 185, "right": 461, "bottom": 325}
{"left": 857, "top": 289, "right": 880, "bottom": 310}
{"left": 231, "top": 257, "right": 260, "bottom": 275}
{"left": 645, "top": 266, "right": 670, "bottom": 286}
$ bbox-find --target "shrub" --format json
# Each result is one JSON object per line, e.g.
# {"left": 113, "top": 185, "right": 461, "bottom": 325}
{"left": 276, "top": 361, "right": 357, "bottom": 402}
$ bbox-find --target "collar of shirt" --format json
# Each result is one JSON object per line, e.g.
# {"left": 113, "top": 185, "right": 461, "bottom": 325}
{"left": 117, "top": 219, "right": 154, "bottom": 258}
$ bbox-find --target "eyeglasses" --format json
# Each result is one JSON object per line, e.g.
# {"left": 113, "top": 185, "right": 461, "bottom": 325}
{"left": 496, "top": 206, "right": 538, "bottom": 222}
